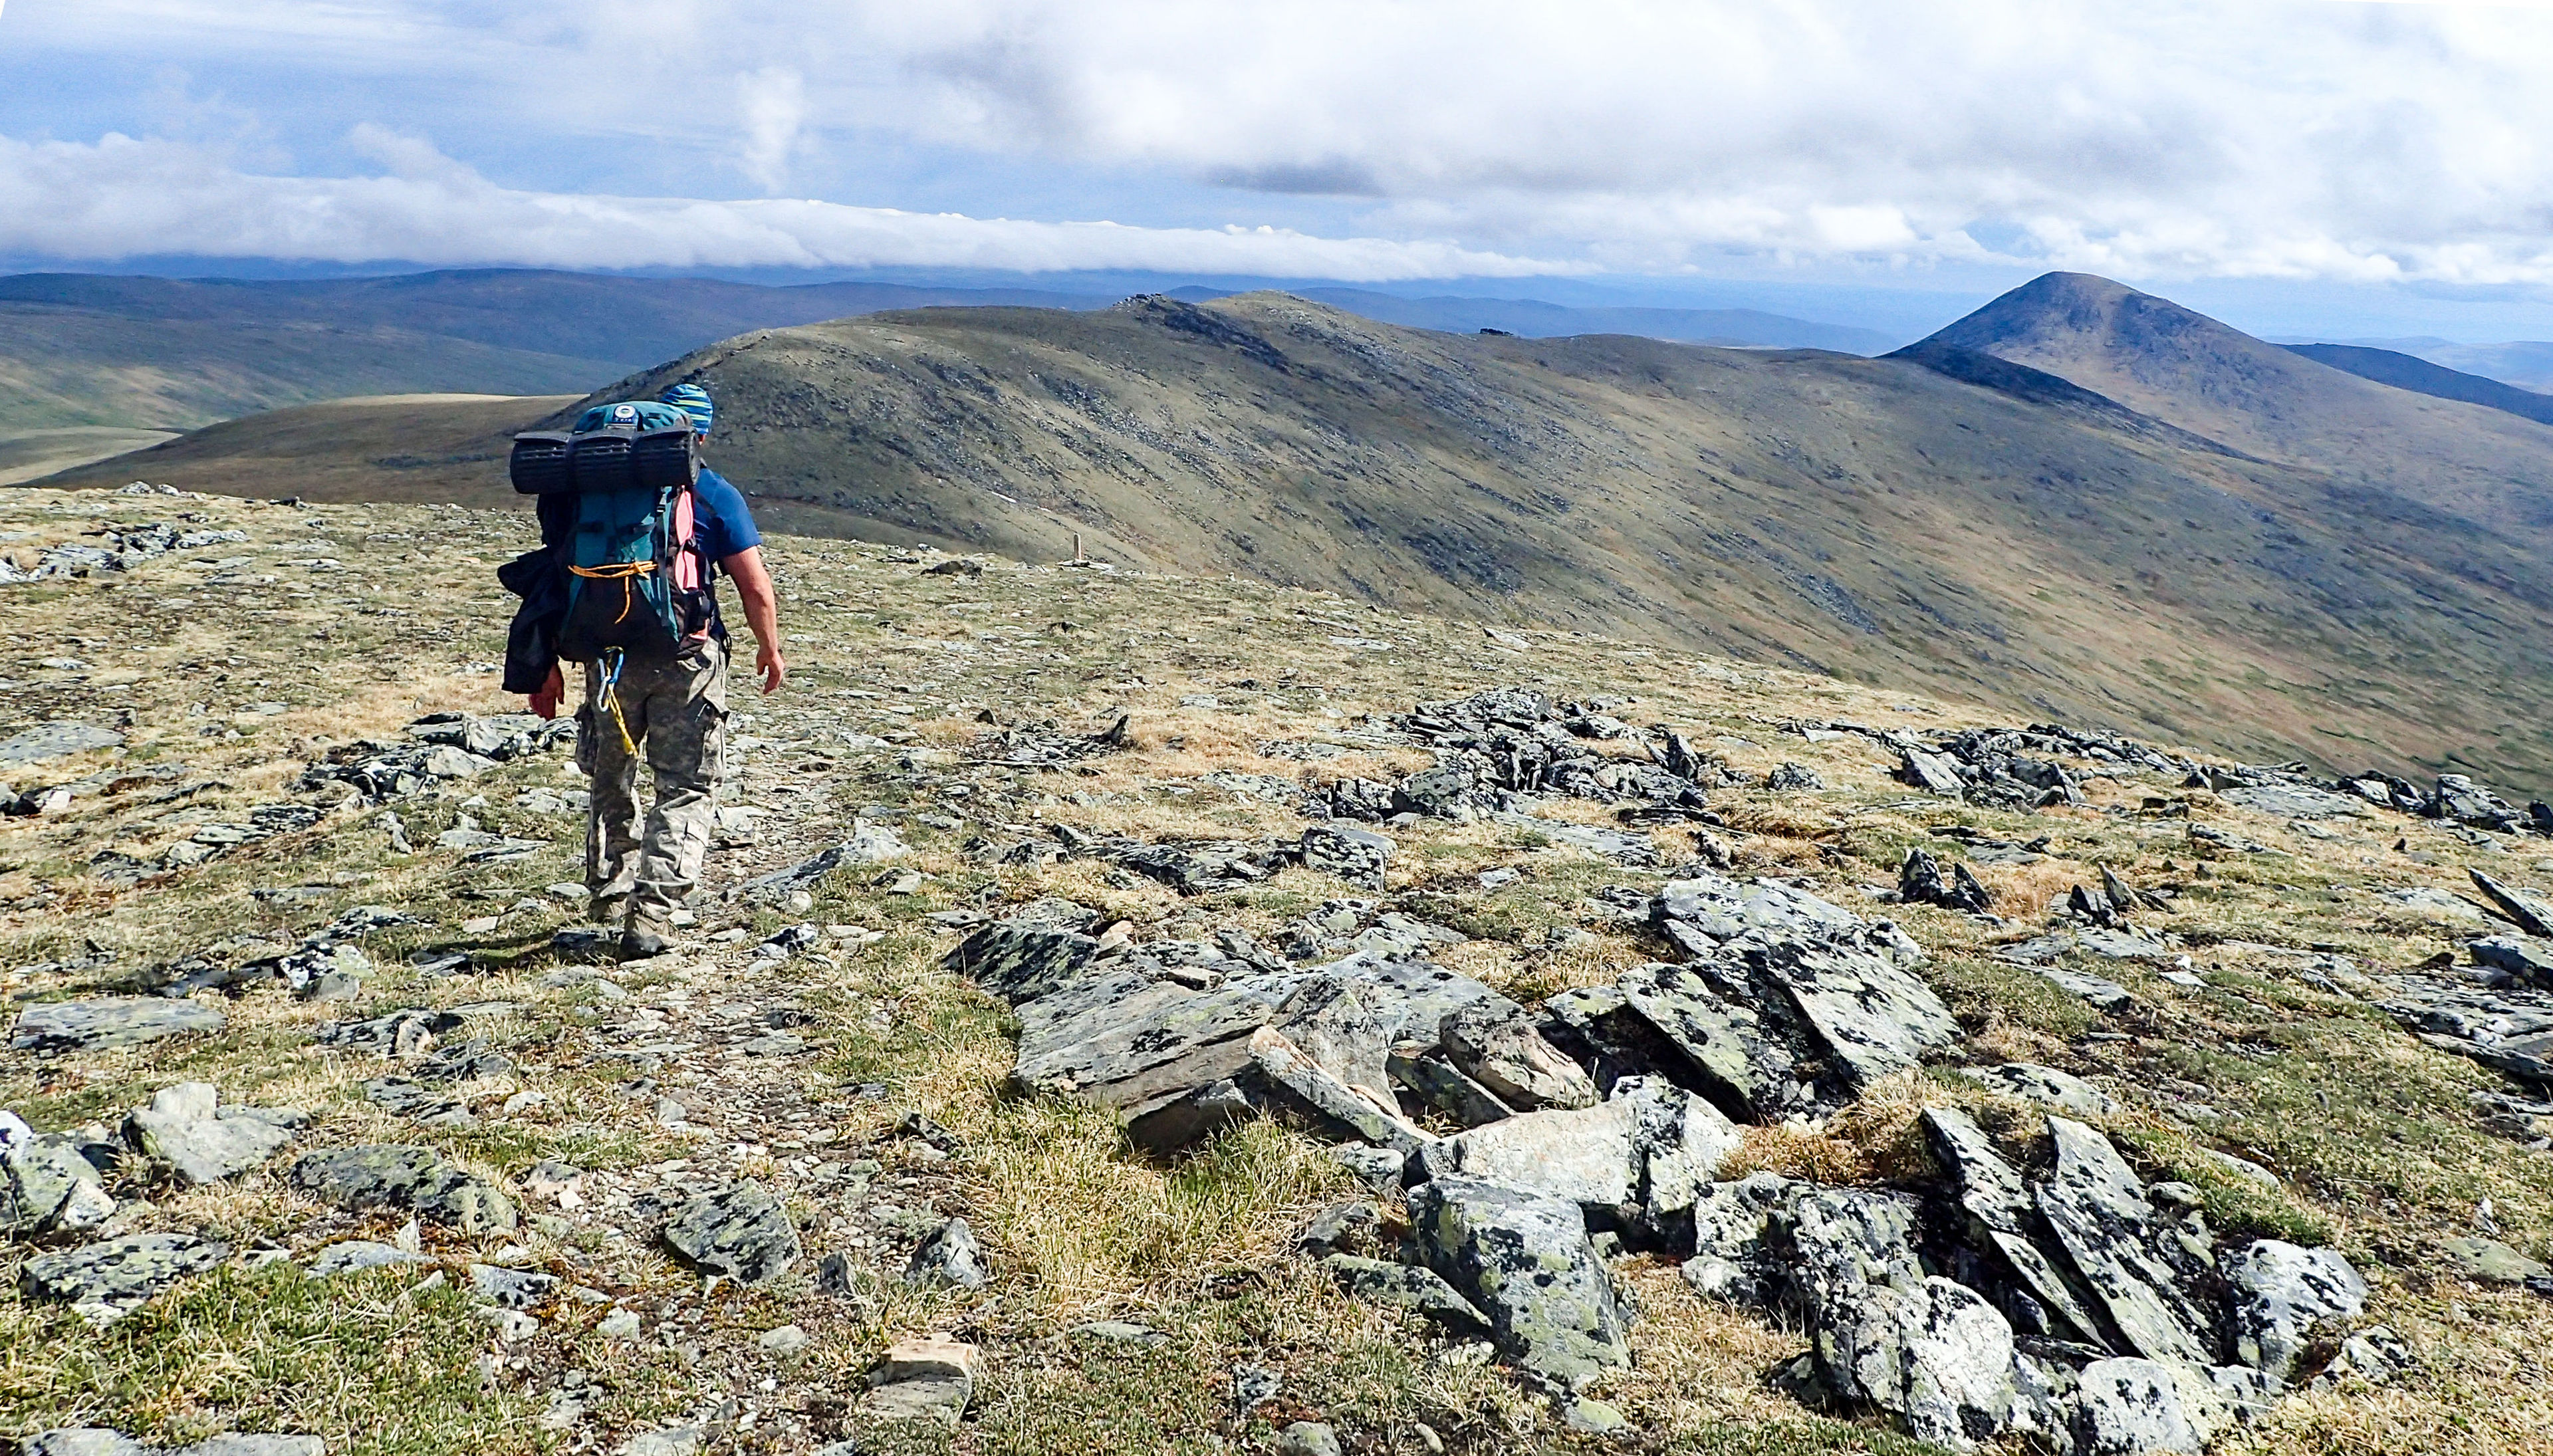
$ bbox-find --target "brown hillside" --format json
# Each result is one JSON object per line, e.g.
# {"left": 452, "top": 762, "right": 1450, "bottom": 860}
{"left": 40, "top": 289, "right": 2553, "bottom": 794}
{"left": 43, "top": 394, "right": 580, "bottom": 503}
{"left": 1915, "top": 271, "right": 2553, "bottom": 540}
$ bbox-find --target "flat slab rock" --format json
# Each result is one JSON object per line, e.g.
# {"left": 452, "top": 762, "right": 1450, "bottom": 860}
{"left": 1008, "top": 951, "right": 1515, "bottom": 1149}
{"left": 0, "top": 721, "right": 126, "bottom": 765}
{"left": 664, "top": 1181, "right": 800, "bottom": 1285}
{"left": 21, "top": 1233, "right": 231, "bottom": 1316}
{"left": 12, "top": 998, "right": 225, "bottom": 1052}
{"left": 31, "top": 1435, "right": 323, "bottom": 1456}
{"left": 289, "top": 1144, "right": 516, "bottom": 1235}
{"left": 1958, "top": 1062, "right": 2119, "bottom": 1117}
{"left": 128, "top": 1084, "right": 299, "bottom": 1185}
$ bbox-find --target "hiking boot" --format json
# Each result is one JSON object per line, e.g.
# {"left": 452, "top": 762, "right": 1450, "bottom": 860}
{"left": 620, "top": 923, "right": 673, "bottom": 961}
{"left": 588, "top": 892, "right": 628, "bottom": 927}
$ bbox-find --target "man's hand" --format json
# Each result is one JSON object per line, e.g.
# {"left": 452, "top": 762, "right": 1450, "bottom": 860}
{"left": 722, "top": 545, "right": 787, "bottom": 696}
{"left": 529, "top": 664, "right": 565, "bottom": 720}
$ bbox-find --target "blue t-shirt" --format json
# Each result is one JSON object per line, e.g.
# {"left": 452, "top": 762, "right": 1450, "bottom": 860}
{"left": 691, "top": 467, "right": 762, "bottom": 564}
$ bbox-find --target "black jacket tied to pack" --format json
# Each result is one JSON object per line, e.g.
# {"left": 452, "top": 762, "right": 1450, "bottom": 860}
{"left": 499, "top": 539, "right": 570, "bottom": 695}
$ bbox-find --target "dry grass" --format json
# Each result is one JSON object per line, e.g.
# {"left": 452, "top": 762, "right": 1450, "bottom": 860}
{"left": 7, "top": 487, "right": 2553, "bottom": 1453}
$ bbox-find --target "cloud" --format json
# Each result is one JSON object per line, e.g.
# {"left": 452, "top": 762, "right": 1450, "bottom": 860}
{"left": 9, "top": 1, "right": 2553, "bottom": 283}
{"left": 737, "top": 67, "right": 806, "bottom": 193}
{"left": 0, "top": 131, "right": 1574, "bottom": 278}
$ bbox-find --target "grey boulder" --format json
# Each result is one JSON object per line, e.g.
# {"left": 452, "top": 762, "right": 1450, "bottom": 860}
{"left": 1785, "top": 1187, "right": 2034, "bottom": 1451}
{"left": 126, "top": 1084, "right": 299, "bottom": 1185}
{"left": 1409, "top": 1078, "right": 1738, "bottom": 1228}
{"left": 1, "top": 1111, "right": 116, "bottom": 1233}
{"left": 664, "top": 1181, "right": 800, "bottom": 1286}
{"left": 1300, "top": 824, "right": 1393, "bottom": 891}
{"left": 13, "top": 998, "right": 225, "bottom": 1052}
{"left": 289, "top": 1145, "right": 516, "bottom": 1234}
{"left": 2223, "top": 1239, "right": 2367, "bottom": 1386}
{"left": 21, "top": 1232, "right": 231, "bottom": 1318}
{"left": 304, "top": 1240, "right": 428, "bottom": 1278}
{"left": 1957, "top": 1062, "right": 2119, "bottom": 1117}
{"left": 1319, "top": 1253, "right": 1491, "bottom": 1332}
{"left": 1679, "top": 1173, "right": 1799, "bottom": 1304}
{"left": 1406, "top": 1175, "right": 1632, "bottom": 1392}
{"left": 2034, "top": 1118, "right": 2220, "bottom": 1367}
{"left": 906, "top": 1216, "right": 989, "bottom": 1289}
{"left": 2066, "top": 1358, "right": 2213, "bottom": 1456}
{"left": 1439, "top": 1000, "right": 1597, "bottom": 1111}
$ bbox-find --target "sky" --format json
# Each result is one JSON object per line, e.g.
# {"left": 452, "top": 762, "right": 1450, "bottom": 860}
{"left": 5, "top": 0, "right": 2553, "bottom": 340}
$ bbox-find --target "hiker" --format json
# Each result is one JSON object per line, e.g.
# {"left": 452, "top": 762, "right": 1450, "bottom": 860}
{"left": 509, "top": 382, "right": 785, "bottom": 958}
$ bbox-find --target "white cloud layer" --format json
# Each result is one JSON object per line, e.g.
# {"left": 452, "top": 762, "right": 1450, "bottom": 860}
{"left": 0, "top": 131, "right": 1569, "bottom": 277}
{"left": 7, "top": 0, "right": 2553, "bottom": 283}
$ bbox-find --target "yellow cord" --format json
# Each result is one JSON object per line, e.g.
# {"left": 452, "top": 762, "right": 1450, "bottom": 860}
{"left": 598, "top": 650, "right": 638, "bottom": 757}
{"left": 570, "top": 560, "right": 656, "bottom": 624}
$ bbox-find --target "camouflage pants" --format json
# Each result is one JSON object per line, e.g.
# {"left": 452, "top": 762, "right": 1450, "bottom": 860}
{"left": 577, "top": 638, "right": 727, "bottom": 925}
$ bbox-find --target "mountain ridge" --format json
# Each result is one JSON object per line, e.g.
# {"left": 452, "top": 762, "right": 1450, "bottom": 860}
{"left": 51, "top": 281, "right": 2553, "bottom": 794}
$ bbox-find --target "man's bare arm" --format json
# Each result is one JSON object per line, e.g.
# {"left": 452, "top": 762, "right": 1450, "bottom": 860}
{"left": 721, "top": 546, "right": 786, "bottom": 693}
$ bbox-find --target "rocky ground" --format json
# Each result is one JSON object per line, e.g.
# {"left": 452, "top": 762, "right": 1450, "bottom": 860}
{"left": 2, "top": 483, "right": 2550, "bottom": 1456}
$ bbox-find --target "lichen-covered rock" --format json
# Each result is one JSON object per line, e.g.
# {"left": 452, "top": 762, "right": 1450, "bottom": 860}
{"left": 942, "top": 923, "right": 1102, "bottom": 1005}
{"left": 1679, "top": 1173, "right": 1798, "bottom": 1303}
{"left": 1548, "top": 883, "right": 1956, "bottom": 1122}
{"left": 11, "top": 997, "right": 225, "bottom": 1052}
{"left": 1614, "top": 1076, "right": 1745, "bottom": 1235}
{"left": 1300, "top": 824, "right": 1393, "bottom": 891}
{"left": 1009, "top": 953, "right": 1512, "bottom": 1152}
{"left": 289, "top": 1144, "right": 515, "bottom": 1234}
{"left": 1822, "top": 1276, "right": 2026, "bottom": 1451}
{"left": 1318, "top": 1253, "right": 1491, "bottom": 1332}
{"left": 1439, "top": 1000, "right": 1597, "bottom": 1111}
{"left": 1249, "top": 1026, "right": 1431, "bottom": 1153}
{"left": 2067, "top": 1358, "right": 2209, "bottom": 1455}
{"left": 906, "top": 1217, "right": 988, "bottom": 1289}
{"left": 1407, "top": 1175, "right": 1632, "bottom": 1392}
{"left": 1411, "top": 1098, "right": 1640, "bottom": 1207}
{"left": 1, "top": 1110, "right": 116, "bottom": 1233}
{"left": 21, "top": 1233, "right": 231, "bottom": 1318}
{"left": 1782, "top": 1187, "right": 2032, "bottom": 1450}
{"left": 2034, "top": 1118, "right": 2221, "bottom": 1367}
{"left": 1411, "top": 1076, "right": 1737, "bottom": 1226}
{"left": 664, "top": 1181, "right": 799, "bottom": 1285}
{"left": 1921, "top": 1106, "right": 2112, "bottom": 1348}
{"left": 1957, "top": 1062, "right": 2118, "bottom": 1117}
{"left": 2223, "top": 1239, "right": 2367, "bottom": 1386}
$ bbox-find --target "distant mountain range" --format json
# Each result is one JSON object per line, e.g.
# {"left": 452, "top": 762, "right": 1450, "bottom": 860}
{"left": 2281, "top": 343, "right": 2553, "bottom": 427}
{"left": 53, "top": 271, "right": 2553, "bottom": 792}
{"left": 0, "top": 269, "right": 1891, "bottom": 435}
{"left": 2297, "top": 336, "right": 2553, "bottom": 395}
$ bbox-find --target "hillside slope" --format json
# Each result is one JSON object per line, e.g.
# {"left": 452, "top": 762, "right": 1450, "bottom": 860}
{"left": 45, "top": 283, "right": 2553, "bottom": 793}
{"left": 1916, "top": 272, "right": 2553, "bottom": 541}
{"left": 0, "top": 271, "right": 1119, "bottom": 434}
{"left": 40, "top": 394, "right": 578, "bottom": 502}
{"left": 2282, "top": 343, "right": 2553, "bottom": 427}
{"left": 0, "top": 302, "right": 616, "bottom": 433}
{"left": 1281, "top": 287, "right": 1898, "bottom": 352}
{"left": 0, "top": 486, "right": 2548, "bottom": 1456}
{"left": 556, "top": 291, "right": 2553, "bottom": 793}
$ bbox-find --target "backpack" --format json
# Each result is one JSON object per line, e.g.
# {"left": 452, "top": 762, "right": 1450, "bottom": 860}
{"left": 511, "top": 402, "right": 711, "bottom": 662}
